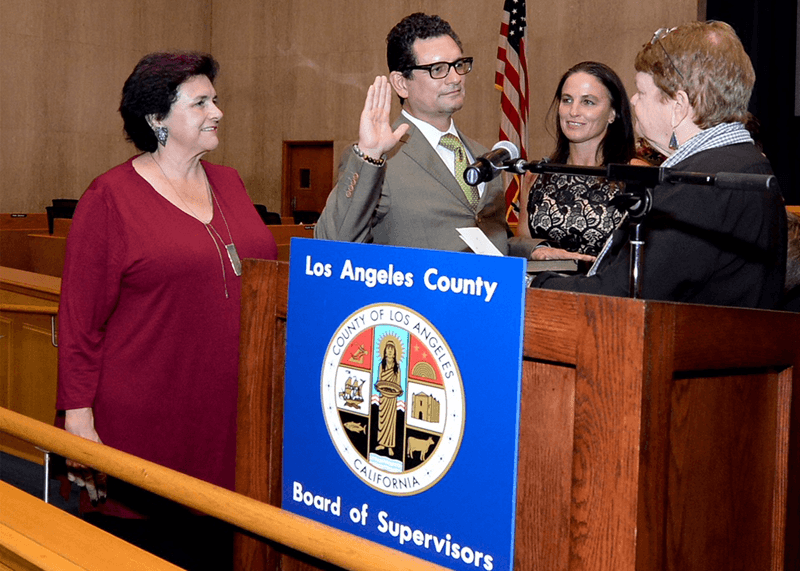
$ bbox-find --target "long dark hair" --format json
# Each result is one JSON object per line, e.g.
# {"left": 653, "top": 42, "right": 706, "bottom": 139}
{"left": 546, "top": 61, "right": 636, "bottom": 165}
{"left": 381, "top": 341, "right": 400, "bottom": 375}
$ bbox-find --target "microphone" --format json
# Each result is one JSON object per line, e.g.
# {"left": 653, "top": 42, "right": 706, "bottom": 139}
{"left": 661, "top": 169, "right": 777, "bottom": 192}
{"left": 713, "top": 172, "right": 778, "bottom": 192}
{"left": 464, "top": 141, "right": 520, "bottom": 186}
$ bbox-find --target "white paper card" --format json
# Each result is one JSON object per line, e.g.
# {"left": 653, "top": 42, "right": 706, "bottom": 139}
{"left": 457, "top": 227, "right": 504, "bottom": 256}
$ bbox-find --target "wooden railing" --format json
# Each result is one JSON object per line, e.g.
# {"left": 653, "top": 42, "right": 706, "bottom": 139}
{"left": 0, "top": 304, "right": 58, "bottom": 348}
{"left": 0, "top": 304, "right": 58, "bottom": 315}
{"left": 0, "top": 408, "right": 447, "bottom": 571}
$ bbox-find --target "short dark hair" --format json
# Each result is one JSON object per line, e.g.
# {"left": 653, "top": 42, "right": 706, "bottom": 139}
{"left": 546, "top": 61, "right": 636, "bottom": 165}
{"left": 120, "top": 52, "right": 219, "bottom": 152}
{"left": 386, "top": 13, "right": 463, "bottom": 78}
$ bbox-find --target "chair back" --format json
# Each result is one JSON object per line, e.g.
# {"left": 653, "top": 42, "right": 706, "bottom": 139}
{"left": 46, "top": 199, "right": 78, "bottom": 234}
{"left": 254, "top": 204, "right": 282, "bottom": 225}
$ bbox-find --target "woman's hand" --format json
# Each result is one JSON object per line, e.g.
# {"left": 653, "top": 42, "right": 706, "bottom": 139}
{"left": 64, "top": 407, "right": 107, "bottom": 505}
{"left": 531, "top": 246, "right": 596, "bottom": 263}
{"left": 357, "top": 76, "right": 410, "bottom": 160}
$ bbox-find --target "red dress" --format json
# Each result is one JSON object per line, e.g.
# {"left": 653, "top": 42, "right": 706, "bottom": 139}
{"left": 56, "top": 157, "right": 277, "bottom": 517}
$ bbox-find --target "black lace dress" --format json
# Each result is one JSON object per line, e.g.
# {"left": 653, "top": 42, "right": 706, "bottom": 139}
{"left": 527, "top": 173, "right": 624, "bottom": 256}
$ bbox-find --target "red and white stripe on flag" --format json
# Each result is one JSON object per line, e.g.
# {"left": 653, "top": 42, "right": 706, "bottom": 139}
{"left": 495, "top": 0, "right": 529, "bottom": 224}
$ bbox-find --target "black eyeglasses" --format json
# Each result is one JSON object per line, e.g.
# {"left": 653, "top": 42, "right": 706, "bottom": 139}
{"left": 405, "top": 57, "right": 473, "bottom": 79}
{"left": 650, "top": 27, "right": 685, "bottom": 81}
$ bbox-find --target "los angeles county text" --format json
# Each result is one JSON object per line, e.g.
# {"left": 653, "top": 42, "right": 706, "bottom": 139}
{"left": 304, "top": 255, "right": 500, "bottom": 302}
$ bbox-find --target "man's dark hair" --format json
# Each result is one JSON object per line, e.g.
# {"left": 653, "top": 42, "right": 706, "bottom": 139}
{"left": 386, "top": 13, "right": 463, "bottom": 79}
{"left": 120, "top": 52, "right": 219, "bottom": 152}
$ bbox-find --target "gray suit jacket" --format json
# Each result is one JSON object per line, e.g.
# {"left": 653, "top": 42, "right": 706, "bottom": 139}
{"left": 315, "top": 117, "right": 511, "bottom": 254}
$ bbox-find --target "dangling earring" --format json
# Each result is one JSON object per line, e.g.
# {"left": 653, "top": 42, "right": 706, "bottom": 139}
{"left": 668, "top": 131, "right": 678, "bottom": 150}
{"left": 155, "top": 126, "right": 168, "bottom": 147}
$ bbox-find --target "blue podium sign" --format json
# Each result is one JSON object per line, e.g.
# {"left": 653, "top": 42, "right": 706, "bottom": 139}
{"left": 282, "top": 239, "right": 525, "bottom": 571}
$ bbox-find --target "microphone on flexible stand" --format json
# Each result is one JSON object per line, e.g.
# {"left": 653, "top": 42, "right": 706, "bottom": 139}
{"left": 463, "top": 141, "right": 520, "bottom": 186}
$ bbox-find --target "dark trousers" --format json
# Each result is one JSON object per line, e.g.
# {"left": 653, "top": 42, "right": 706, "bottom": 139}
{"left": 83, "top": 512, "right": 234, "bottom": 570}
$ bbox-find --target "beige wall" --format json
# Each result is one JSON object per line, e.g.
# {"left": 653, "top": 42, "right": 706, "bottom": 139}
{"left": 1, "top": 0, "right": 698, "bottom": 214}
{"left": 1, "top": 0, "right": 212, "bottom": 212}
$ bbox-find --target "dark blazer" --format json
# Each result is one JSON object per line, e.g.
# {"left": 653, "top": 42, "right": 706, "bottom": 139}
{"left": 315, "top": 117, "right": 510, "bottom": 254}
{"left": 532, "top": 143, "right": 787, "bottom": 309}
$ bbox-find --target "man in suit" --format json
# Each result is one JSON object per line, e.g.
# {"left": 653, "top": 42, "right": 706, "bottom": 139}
{"left": 315, "top": 13, "right": 512, "bottom": 254}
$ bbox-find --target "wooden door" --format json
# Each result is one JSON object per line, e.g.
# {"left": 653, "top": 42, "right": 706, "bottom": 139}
{"left": 282, "top": 142, "right": 334, "bottom": 222}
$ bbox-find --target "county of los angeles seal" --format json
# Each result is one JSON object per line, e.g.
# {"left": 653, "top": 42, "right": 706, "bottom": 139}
{"left": 321, "top": 303, "right": 465, "bottom": 496}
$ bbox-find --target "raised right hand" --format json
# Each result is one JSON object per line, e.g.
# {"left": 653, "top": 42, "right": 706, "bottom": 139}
{"left": 357, "top": 76, "right": 410, "bottom": 160}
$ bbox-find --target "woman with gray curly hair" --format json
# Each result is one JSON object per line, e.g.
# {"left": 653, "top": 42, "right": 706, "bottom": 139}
{"left": 532, "top": 21, "right": 786, "bottom": 309}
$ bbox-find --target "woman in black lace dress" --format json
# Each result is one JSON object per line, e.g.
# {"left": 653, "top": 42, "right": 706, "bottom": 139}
{"left": 513, "top": 61, "right": 647, "bottom": 262}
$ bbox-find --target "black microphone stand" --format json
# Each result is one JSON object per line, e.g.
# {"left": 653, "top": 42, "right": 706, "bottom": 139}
{"left": 497, "top": 160, "right": 777, "bottom": 298}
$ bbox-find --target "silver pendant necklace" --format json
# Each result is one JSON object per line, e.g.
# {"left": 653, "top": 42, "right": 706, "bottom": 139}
{"left": 151, "top": 155, "right": 242, "bottom": 298}
{"left": 206, "top": 182, "right": 242, "bottom": 277}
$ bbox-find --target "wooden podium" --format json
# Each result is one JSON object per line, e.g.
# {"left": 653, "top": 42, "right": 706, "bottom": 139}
{"left": 235, "top": 259, "right": 799, "bottom": 571}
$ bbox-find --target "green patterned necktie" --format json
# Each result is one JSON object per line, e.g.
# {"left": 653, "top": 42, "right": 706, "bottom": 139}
{"left": 439, "top": 134, "right": 479, "bottom": 208}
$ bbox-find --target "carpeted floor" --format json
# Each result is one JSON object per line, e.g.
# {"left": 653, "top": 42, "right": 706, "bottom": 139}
{"left": 0, "top": 451, "right": 81, "bottom": 515}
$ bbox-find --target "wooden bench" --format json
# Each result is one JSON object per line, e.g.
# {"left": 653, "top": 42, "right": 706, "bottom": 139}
{"left": 14, "top": 205, "right": 799, "bottom": 274}
{"left": 266, "top": 224, "right": 314, "bottom": 261}
{"left": 0, "top": 409, "right": 447, "bottom": 571}
{"left": 0, "top": 481, "right": 182, "bottom": 570}
{"left": 0, "top": 267, "right": 60, "bottom": 463}
{"left": 1, "top": 213, "right": 313, "bottom": 276}
{"left": 0, "top": 214, "right": 48, "bottom": 273}
{"left": 0, "top": 216, "right": 70, "bottom": 276}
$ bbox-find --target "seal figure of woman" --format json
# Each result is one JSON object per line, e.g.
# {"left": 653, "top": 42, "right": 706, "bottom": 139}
{"left": 375, "top": 339, "right": 403, "bottom": 456}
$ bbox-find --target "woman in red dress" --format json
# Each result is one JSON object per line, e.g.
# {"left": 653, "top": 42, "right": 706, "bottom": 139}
{"left": 57, "top": 52, "right": 277, "bottom": 568}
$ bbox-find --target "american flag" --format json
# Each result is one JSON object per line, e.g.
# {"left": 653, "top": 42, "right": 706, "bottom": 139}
{"left": 495, "top": 0, "right": 529, "bottom": 223}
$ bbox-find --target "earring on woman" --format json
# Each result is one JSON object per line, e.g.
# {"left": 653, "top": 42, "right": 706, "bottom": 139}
{"left": 155, "top": 126, "right": 168, "bottom": 147}
{"left": 669, "top": 131, "right": 679, "bottom": 150}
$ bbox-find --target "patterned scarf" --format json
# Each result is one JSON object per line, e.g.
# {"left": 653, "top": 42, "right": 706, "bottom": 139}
{"left": 662, "top": 122, "right": 754, "bottom": 168}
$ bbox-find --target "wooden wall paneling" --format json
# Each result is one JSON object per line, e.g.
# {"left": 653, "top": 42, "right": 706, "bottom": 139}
{"left": 0, "top": 269, "right": 61, "bottom": 462}
{"left": 517, "top": 294, "right": 797, "bottom": 571}
{"left": 0, "top": 305, "right": 58, "bottom": 464}
{"left": 237, "top": 263, "right": 798, "bottom": 571}
{"left": 0, "top": 317, "right": 10, "bottom": 420}
{"left": 27, "top": 235, "right": 67, "bottom": 278}
{"left": 234, "top": 258, "right": 327, "bottom": 571}
{"left": 521, "top": 288, "right": 578, "bottom": 364}
{"left": 662, "top": 303, "right": 796, "bottom": 571}
{"left": 263, "top": 225, "right": 315, "bottom": 262}
{"left": 235, "top": 259, "right": 289, "bottom": 571}
{"left": 783, "top": 363, "right": 799, "bottom": 571}
{"left": 0, "top": 214, "right": 48, "bottom": 273}
{"left": 634, "top": 301, "right": 677, "bottom": 571}
{"left": 51, "top": 219, "right": 73, "bottom": 237}
{"left": 265, "top": 225, "right": 315, "bottom": 243}
{"left": 567, "top": 295, "right": 645, "bottom": 570}
{"left": 0, "top": 268, "right": 61, "bottom": 304}
{"left": 665, "top": 371, "right": 787, "bottom": 569}
{"left": 515, "top": 360, "right": 574, "bottom": 571}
